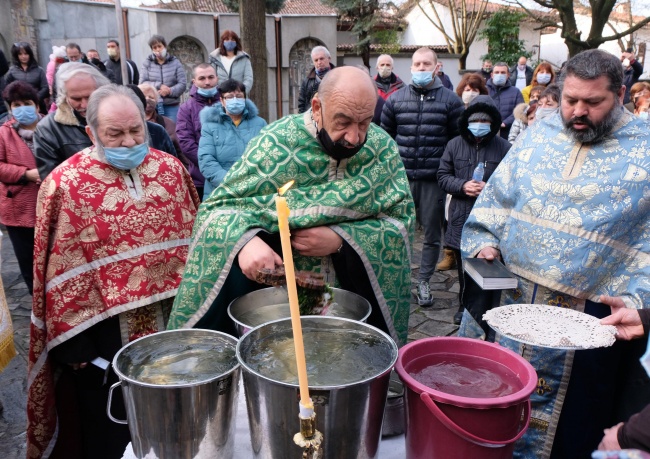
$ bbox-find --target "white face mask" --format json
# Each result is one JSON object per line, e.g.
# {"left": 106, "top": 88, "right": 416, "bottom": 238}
{"left": 639, "top": 111, "right": 649, "bottom": 120}
{"left": 462, "top": 91, "right": 479, "bottom": 104}
{"left": 622, "top": 58, "right": 631, "bottom": 68}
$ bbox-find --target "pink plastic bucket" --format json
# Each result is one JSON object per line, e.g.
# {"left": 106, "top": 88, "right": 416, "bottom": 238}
{"left": 395, "top": 337, "right": 537, "bottom": 459}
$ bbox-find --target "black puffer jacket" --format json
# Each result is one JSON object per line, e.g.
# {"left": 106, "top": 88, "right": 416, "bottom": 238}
{"left": 4, "top": 62, "right": 49, "bottom": 103}
{"left": 298, "top": 64, "right": 335, "bottom": 113}
{"left": 437, "top": 95, "right": 511, "bottom": 250}
{"left": 381, "top": 76, "right": 464, "bottom": 181}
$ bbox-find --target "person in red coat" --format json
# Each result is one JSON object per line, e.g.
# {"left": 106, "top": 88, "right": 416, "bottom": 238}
{"left": 0, "top": 81, "right": 43, "bottom": 294}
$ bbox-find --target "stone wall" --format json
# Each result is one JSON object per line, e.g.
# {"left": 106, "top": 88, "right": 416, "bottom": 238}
{"left": 37, "top": 0, "right": 118, "bottom": 65}
{"left": 19, "top": 0, "right": 337, "bottom": 121}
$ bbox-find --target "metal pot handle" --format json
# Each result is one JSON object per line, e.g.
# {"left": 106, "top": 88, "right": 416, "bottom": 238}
{"left": 420, "top": 392, "right": 530, "bottom": 448}
{"left": 106, "top": 381, "right": 128, "bottom": 424}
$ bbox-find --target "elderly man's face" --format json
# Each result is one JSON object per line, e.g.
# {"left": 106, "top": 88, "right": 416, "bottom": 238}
{"left": 312, "top": 51, "right": 330, "bottom": 72}
{"left": 65, "top": 75, "right": 97, "bottom": 117}
{"left": 67, "top": 48, "right": 82, "bottom": 62}
{"left": 92, "top": 96, "right": 146, "bottom": 148}
{"left": 518, "top": 57, "right": 527, "bottom": 67}
{"left": 376, "top": 56, "right": 393, "bottom": 76}
{"left": 312, "top": 82, "right": 375, "bottom": 147}
{"left": 561, "top": 74, "right": 625, "bottom": 143}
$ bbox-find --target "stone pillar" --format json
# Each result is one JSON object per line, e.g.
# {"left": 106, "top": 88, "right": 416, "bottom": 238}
{"left": 10, "top": 0, "right": 38, "bottom": 56}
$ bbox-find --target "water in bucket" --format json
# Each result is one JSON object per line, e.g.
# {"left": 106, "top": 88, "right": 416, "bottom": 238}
{"left": 396, "top": 337, "right": 537, "bottom": 459}
{"left": 244, "top": 328, "right": 393, "bottom": 386}
{"left": 123, "top": 339, "right": 238, "bottom": 385}
{"left": 236, "top": 301, "right": 352, "bottom": 329}
{"left": 408, "top": 352, "right": 523, "bottom": 398}
{"left": 237, "top": 317, "right": 398, "bottom": 458}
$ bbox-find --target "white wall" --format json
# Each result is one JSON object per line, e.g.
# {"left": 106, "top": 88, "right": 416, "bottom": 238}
{"left": 540, "top": 15, "right": 650, "bottom": 73}
{"left": 402, "top": 2, "right": 542, "bottom": 72}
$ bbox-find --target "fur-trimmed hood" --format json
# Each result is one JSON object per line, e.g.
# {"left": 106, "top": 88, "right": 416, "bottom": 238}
{"left": 458, "top": 95, "right": 502, "bottom": 144}
{"left": 53, "top": 98, "right": 81, "bottom": 127}
{"left": 513, "top": 102, "right": 530, "bottom": 123}
{"left": 200, "top": 98, "right": 259, "bottom": 125}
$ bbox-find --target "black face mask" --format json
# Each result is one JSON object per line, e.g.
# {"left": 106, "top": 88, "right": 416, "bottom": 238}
{"left": 316, "top": 123, "right": 367, "bottom": 161}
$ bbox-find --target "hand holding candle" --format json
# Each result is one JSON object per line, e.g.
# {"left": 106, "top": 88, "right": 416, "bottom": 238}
{"left": 275, "top": 181, "right": 314, "bottom": 412}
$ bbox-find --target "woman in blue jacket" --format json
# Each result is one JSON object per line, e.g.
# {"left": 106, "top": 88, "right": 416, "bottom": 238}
{"left": 198, "top": 79, "right": 266, "bottom": 198}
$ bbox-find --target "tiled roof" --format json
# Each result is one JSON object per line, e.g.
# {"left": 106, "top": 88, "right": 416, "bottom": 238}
{"left": 140, "top": 0, "right": 336, "bottom": 15}
{"left": 337, "top": 43, "right": 450, "bottom": 54}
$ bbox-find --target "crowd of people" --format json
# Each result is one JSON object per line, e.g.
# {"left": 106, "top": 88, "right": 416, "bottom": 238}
{"left": 0, "top": 33, "right": 648, "bottom": 459}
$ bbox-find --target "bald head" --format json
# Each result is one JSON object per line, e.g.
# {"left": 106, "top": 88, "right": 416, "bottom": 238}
{"left": 311, "top": 66, "right": 377, "bottom": 149}
{"left": 319, "top": 66, "right": 375, "bottom": 102}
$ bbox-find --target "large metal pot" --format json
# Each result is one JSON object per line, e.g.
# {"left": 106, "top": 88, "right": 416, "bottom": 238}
{"left": 109, "top": 329, "right": 240, "bottom": 459}
{"left": 237, "top": 316, "right": 398, "bottom": 459}
{"left": 228, "top": 286, "right": 371, "bottom": 337}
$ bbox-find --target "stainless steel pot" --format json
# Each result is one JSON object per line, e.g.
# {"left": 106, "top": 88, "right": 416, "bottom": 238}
{"left": 237, "top": 316, "right": 398, "bottom": 459}
{"left": 228, "top": 286, "right": 371, "bottom": 337}
{"left": 109, "top": 329, "right": 240, "bottom": 459}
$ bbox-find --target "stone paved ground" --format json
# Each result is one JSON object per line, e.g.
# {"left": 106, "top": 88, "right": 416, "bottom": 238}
{"left": 0, "top": 229, "right": 459, "bottom": 458}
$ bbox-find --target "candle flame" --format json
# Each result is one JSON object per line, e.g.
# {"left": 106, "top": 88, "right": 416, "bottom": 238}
{"left": 278, "top": 180, "right": 295, "bottom": 196}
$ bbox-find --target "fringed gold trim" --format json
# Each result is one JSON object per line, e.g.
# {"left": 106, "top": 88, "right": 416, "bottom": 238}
{"left": 0, "top": 338, "right": 17, "bottom": 372}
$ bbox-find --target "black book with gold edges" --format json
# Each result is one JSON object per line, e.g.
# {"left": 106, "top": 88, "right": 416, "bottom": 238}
{"left": 463, "top": 258, "right": 518, "bottom": 290}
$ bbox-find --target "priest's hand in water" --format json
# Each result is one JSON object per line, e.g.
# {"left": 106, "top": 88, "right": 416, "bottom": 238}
{"left": 239, "top": 236, "right": 283, "bottom": 281}
{"left": 599, "top": 295, "right": 644, "bottom": 340}
{"left": 291, "top": 227, "right": 343, "bottom": 257}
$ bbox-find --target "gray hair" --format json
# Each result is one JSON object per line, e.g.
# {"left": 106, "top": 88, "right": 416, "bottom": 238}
{"left": 86, "top": 84, "right": 148, "bottom": 152}
{"left": 56, "top": 62, "right": 110, "bottom": 106}
{"left": 311, "top": 46, "right": 330, "bottom": 59}
{"left": 138, "top": 82, "right": 159, "bottom": 103}
{"left": 493, "top": 62, "right": 510, "bottom": 72}
{"left": 559, "top": 49, "right": 623, "bottom": 94}
{"left": 376, "top": 54, "right": 394, "bottom": 66}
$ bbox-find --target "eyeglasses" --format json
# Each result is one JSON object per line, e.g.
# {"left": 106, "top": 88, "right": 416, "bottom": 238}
{"left": 222, "top": 94, "right": 244, "bottom": 100}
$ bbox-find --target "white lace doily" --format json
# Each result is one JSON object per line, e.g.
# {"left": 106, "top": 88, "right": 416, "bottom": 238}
{"left": 483, "top": 304, "right": 617, "bottom": 349}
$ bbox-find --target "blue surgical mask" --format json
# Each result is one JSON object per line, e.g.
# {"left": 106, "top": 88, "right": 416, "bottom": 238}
{"left": 468, "top": 122, "right": 491, "bottom": 138}
{"left": 536, "top": 73, "right": 551, "bottom": 85}
{"left": 103, "top": 142, "right": 149, "bottom": 170}
{"left": 11, "top": 105, "right": 38, "bottom": 126}
{"left": 492, "top": 74, "right": 507, "bottom": 86}
{"left": 411, "top": 71, "right": 433, "bottom": 87}
{"left": 197, "top": 87, "right": 218, "bottom": 98}
{"left": 223, "top": 40, "right": 237, "bottom": 52}
{"left": 225, "top": 97, "right": 245, "bottom": 115}
{"left": 639, "top": 111, "right": 649, "bottom": 120}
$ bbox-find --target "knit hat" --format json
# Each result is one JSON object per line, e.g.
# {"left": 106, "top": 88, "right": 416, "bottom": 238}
{"left": 468, "top": 111, "right": 492, "bottom": 123}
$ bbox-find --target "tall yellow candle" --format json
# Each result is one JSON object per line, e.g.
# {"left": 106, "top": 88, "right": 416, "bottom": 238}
{"left": 275, "top": 181, "right": 313, "bottom": 410}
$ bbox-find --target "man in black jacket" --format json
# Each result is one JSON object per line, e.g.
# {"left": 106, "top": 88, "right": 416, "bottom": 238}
{"left": 105, "top": 39, "right": 140, "bottom": 86}
{"left": 381, "top": 47, "right": 464, "bottom": 306}
{"left": 298, "top": 45, "right": 334, "bottom": 113}
{"left": 487, "top": 62, "right": 524, "bottom": 139}
{"left": 509, "top": 56, "right": 533, "bottom": 90}
{"left": 34, "top": 62, "right": 110, "bottom": 179}
{"left": 622, "top": 50, "right": 643, "bottom": 104}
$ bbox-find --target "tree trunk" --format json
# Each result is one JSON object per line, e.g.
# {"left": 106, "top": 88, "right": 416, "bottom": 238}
{"left": 459, "top": 53, "right": 467, "bottom": 70}
{"left": 240, "top": 0, "right": 269, "bottom": 120}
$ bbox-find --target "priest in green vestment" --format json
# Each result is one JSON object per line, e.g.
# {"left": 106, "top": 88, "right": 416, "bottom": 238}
{"left": 168, "top": 66, "right": 415, "bottom": 344}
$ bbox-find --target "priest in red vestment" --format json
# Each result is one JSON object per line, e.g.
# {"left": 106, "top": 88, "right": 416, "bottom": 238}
{"left": 27, "top": 84, "right": 200, "bottom": 459}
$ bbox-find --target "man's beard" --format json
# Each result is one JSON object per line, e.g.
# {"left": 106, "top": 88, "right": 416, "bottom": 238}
{"left": 562, "top": 102, "right": 622, "bottom": 144}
